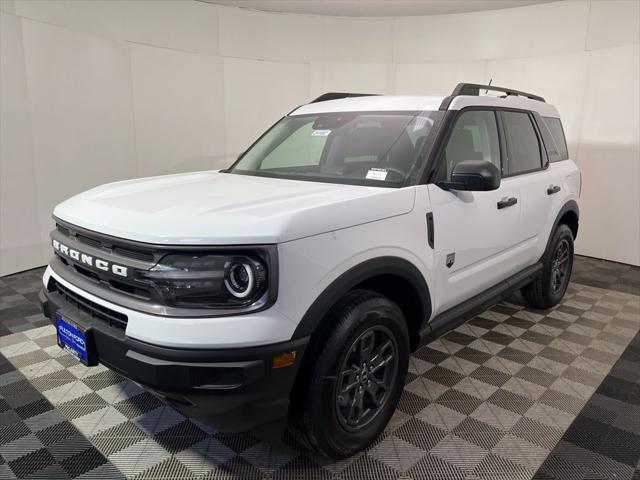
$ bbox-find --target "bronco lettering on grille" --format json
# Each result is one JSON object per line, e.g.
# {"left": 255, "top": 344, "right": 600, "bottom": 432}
{"left": 52, "top": 239, "right": 128, "bottom": 277}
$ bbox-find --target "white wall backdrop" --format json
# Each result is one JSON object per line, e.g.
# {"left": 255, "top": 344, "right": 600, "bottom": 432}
{"left": 1, "top": 0, "right": 639, "bottom": 275}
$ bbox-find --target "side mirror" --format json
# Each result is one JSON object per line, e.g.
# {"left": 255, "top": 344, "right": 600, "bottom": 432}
{"left": 438, "top": 160, "right": 501, "bottom": 191}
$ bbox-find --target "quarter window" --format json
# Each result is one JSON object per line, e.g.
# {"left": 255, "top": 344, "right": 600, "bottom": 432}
{"left": 443, "top": 110, "right": 501, "bottom": 180}
{"left": 537, "top": 119, "right": 562, "bottom": 163}
{"left": 502, "top": 111, "right": 543, "bottom": 175}
{"left": 542, "top": 117, "right": 569, "bottom": 161}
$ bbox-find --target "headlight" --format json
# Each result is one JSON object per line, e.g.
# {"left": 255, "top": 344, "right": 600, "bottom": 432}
{"left": 225, "top": 262, "right": 255, "bottom": 298}
{"left": 136, "top": 253, "right": 267, "bottom": 309}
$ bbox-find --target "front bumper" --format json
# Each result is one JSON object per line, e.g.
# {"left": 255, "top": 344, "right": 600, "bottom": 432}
{"left": 40, "top": 287, "right": 308, "bottom": 432}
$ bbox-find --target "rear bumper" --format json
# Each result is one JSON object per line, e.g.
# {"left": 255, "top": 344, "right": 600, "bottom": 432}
{"left": 40, "top": 287, "right": 308, "bottom": 432}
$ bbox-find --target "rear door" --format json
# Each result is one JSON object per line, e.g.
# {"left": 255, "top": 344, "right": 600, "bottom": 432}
{"left": 427, "top": 109, "right": 525, "bottom": 314}
{"left": 499, "top": 110, "right": 563, "bottom": 265}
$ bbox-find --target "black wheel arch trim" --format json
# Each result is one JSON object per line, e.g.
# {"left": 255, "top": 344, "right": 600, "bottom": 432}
{"left": 291, "top": 256, "right": 432, "bottom": 341}
{"left": 545, "top": 200, "right": 579, "bottom": 258}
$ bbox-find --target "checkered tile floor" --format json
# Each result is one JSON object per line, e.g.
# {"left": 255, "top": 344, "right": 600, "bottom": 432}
{"left": 1, "top": 263, "right": 639, "bottom": 479}
{"left": 534, "top": 331, "right": 640, "bottom": 480}
{"left": 0, "top": 268, "right": 49, "bottom": 337}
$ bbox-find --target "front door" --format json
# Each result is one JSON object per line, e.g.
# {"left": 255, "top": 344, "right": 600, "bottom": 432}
{"left": 426, "top": 109, "right": 527, "bottom": 314}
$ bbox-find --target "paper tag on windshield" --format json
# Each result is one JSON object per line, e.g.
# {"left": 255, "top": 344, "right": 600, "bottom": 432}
{"left": 311, "top": 129, "right": 331, "bottom": 136}
{"left": 413, "top": 116, "right": 428, "bottom": 131}
{"left": 366, "top": 168, "right": 388, "bottom": 181}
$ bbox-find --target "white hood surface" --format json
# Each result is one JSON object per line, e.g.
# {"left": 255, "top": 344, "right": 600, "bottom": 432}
{"left": 54, "top": 171, "right": 416, "bottom": 245}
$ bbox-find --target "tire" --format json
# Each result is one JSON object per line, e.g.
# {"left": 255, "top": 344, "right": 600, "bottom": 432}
{"left": 289, "top": 290, "right": 410, "bottom": 459}
{"left": 522, "top": 224, "right": 574, "bottom": 309}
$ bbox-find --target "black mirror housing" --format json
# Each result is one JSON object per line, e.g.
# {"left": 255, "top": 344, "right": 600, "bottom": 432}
{"left": 439, "top": 160, "right": 501, "bottom": 191}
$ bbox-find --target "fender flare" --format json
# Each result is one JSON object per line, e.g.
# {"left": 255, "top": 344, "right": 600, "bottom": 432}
{"left": 291, "top": 256, "right": 432, "bottom": 340}
{"left": 544, "top": 200, "right": 579, "bottom": 257}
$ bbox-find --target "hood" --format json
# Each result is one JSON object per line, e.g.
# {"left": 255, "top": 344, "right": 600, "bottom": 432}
{"left": 54, "top": 171, "right": 416, "bottom": 245}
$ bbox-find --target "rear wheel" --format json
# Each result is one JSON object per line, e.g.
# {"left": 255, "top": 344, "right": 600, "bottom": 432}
{"left": 290, "top": 290, "right": 409, "bottom": 459}
{"left": 522, "top": 224, "right": 574, "bottom": 309}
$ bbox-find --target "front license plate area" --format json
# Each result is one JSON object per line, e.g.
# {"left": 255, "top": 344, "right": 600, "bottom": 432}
{"left": 56, "top": 314, "right": 91, "bottom": 365}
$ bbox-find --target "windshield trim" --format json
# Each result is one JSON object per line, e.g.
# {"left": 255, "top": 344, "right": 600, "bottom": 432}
{"left": 229, "top": 170, "right": 406, "bottom": 188}
{"left": 228, "top": 168, "right": 406, "bottom": 188}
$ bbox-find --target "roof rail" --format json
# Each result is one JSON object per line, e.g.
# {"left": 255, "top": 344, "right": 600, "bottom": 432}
{"left": 440, "top": 83, "right": 545, "bottom": 110}
{"left": 455, "top": 83, "right": 545, "bottom": 102}
{"left": 310, "top": 92, "right": 378, "bottom": 104}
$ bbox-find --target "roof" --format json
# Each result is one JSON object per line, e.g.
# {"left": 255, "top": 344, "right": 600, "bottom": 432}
{"left": 291, "top": 96, "right": 445, "bottom": 115}
{"left": 290, "top": 93, "right": 560, "bottom": 118}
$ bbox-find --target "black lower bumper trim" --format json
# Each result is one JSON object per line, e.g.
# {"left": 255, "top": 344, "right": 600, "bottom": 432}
{"left": 40, "top": 287, "right": 308, "bottom": 432}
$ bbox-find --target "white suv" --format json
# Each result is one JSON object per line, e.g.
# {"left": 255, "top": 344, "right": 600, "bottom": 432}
{"left": 40, "top": 83, "right": 580, "bottom": 458}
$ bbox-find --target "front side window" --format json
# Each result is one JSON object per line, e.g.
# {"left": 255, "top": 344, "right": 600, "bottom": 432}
{"left": 441, "top": 110, "right": 501, "bottom": 180}
{"left": 229, "top": 111, "right": 442, "bottom": 187}
{"left": 502, "top": 111, "right": 543, "bottom": 175}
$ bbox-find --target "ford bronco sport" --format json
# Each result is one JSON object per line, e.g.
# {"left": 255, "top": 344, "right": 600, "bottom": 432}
{"left": 40, "top": 83, "right": 580, "bottom": 458}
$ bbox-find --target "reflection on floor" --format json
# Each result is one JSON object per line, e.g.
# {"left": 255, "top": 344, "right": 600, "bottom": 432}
{"left": 0, "top": 268, "right": 48, "bottom": 337}
{"left": 0, "top": 256, "right": 639, "bottom": 480}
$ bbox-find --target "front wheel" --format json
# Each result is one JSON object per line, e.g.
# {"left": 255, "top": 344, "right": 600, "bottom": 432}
{"left": 290, "top": 290, "right": 410, "bottom": 459}
{"left": 522, "top": 224, "right": 574, "bottom": 309}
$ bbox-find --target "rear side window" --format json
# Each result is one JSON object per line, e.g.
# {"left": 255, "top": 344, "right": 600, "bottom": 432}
{"left": 502, "top": 111, "right": 543, "bottom": 175}
{"left": 542, "top": 117, "right": 569, "bottom": 161}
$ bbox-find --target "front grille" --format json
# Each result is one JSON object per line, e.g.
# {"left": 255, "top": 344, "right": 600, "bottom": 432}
{"left": 54, "top": 221, "right": 157, "bottom": 302}
{"left": 50, "top": 278, "right": 128, "bottom": 330}
{"left": 113, "top": 246, "right": 153, "bottom": 262}
{"left": 55, "top": 255, "right": 152, "bottom": 300}
{"left": 56, "top": 223, "right": 155, "bottom": 263}
{"left": 77, "top": 234, "right": 102, "bottom": 249}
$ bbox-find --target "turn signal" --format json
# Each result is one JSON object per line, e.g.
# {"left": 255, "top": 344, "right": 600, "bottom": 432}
{"left": 272, "top": 351, "right": 297, "bottom": 369}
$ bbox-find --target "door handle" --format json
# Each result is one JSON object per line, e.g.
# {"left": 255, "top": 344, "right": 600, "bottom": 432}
{"left": 547, "top": 185, "right": 561, "bottom": 195}
{"left": 497, "top": 197, "right": 517, "bottom": 209}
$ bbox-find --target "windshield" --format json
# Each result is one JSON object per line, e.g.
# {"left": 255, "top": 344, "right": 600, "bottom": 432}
{"left": 228, "top": 111, "right": 442, "bottom": 187}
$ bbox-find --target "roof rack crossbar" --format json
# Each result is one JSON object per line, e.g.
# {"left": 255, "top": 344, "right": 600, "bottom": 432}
{"left": 310, "top": 92, "right": 378, "bottom": 104}
{"left": 451, "top": 83, "right": 546, "bottom": 103}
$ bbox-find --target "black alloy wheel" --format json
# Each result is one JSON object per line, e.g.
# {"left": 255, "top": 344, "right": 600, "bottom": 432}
{"left": 335, "top": 326, "right": 399, "bottom": 431}
{"left": 289, "top": 290, "right": 410, "bottom": 459}
{"left": 551, "top": 238, "right": 571, "bottom": 294}
{"left": 522, "top": 223, "right": 574, "bottom": 309}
